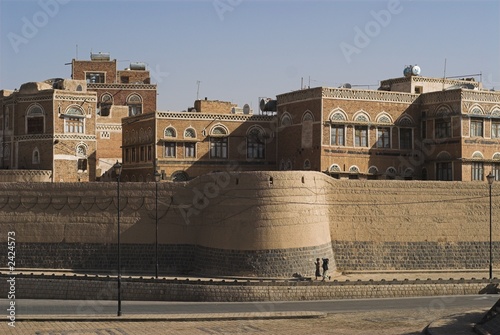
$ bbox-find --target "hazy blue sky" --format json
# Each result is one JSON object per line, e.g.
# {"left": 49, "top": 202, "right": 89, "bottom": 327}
{"left": 1, "top": 0, "right": 499, "bottom": 112}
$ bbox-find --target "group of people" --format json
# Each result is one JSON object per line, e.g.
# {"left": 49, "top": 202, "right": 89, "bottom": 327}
{"left": 315, "top": 258, "right": 331, "bottom": 281}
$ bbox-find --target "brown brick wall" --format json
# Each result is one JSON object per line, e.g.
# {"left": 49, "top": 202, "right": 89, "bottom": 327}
{"left": 72, "top": 60, "right": 117, "bottom": 83}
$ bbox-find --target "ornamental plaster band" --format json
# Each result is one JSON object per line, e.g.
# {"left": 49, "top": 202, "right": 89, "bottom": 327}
{"left": 0, "top": 171, "right": 498, "bottom": 277}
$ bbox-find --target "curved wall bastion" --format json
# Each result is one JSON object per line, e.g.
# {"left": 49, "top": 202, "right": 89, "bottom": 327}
{"left": 0, "top": 171, "right": 498, "bottom": 278}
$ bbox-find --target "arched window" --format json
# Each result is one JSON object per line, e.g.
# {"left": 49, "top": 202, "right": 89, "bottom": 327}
{"left": 210, "top": 126, "right": 228, "bottom": 159}
{"left": 164, "top": 127, "right": 176, "bottom": 138}
{"left": 211, "top": 125, "right": 228, "bottom": 136}
{"left": 386, "top": 167, "right": 397, "bottom": 180}
{"left": 76, "top": 143, "right": 88, "bottom": 172}
{"left": 329, "top": 109, "right": 347, "bottom": 122}
{"left": 303, "top": 159, "right": 311, "bottom": 170}
{"left": 354, "top": 111, "right": 370, "bottom": 123}
{"left": 368, "top": 166, "right": 378, "bottom": 179}
{"left": 127, "top": 94, "right": 143, "bottom": 116}
{"left": 32, "top": 148, "right": 40, "bottom": 164}
{"left": 26, "top": 105, "right": 44, "bottom": 134}
{"left": 184, "top": 128, "right": 196, "bottom": 138}
{"left": 302, "top": 111, "right": 314, "bottom": 122}
{"left": 247, "top": 127, "right": 265, "bottom": 159}
{"left": 171, "top": 171, "right": 189, "bottom": 182}
{"left": 99, "top": 93, "right": 113, "bottom": 117}
{"left": 329, "top": 164, "right": 341, "bottom": 172}
{"left": 64, "top": 106, "right": 85, "bottom": 134}
{"left": 280, "top": 113, "right": 292, "bottom": 127}
{"left": 376, "top": 113, "right": 392, "bottom": 124}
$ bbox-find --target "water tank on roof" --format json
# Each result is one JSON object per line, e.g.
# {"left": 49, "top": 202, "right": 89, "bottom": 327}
{"left": 404, "top": 64, "right": 421, "bottom": 77}
{"left": 90, "top": 52, "right": 110, "bottom": 61}
{"left": 243, "top": 104, "right": 251, "bottom": 114}
{"left": 259, "top": 98, "right": 277, "bottom": 112}
{"left": 130, "top": 62, "right": 146, "bottom": 70}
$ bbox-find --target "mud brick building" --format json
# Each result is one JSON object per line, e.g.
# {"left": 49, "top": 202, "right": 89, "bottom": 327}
{"left": 0, "top": 53, "right": 157, "bottom": 181}
{"left": 1, "top": 59, "right": 499, "bottom": 182}
{"left": 121, "top": 99, "right": 276, "bottom": 181}
{"left": 275, "top": 70, "right": 500, "bottom": 181}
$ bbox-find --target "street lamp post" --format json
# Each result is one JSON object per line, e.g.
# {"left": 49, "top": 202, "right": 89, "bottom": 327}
{"left": 154, "top": 171, "right": 161, "bottom": 279}
{"left": 487, "top": 172, "right": 494, "bottom": 280}
{"left": 113, "top": 161, "right": 122, "bottom": 316}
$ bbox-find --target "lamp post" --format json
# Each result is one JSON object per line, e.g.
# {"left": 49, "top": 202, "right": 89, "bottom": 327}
{"left": 154, "top": 170, "right": 161, "bottom": 279}
{"left": 487, "top": 172, "right": 495, "bottom": 280}
{"left": 113, "top": 161, "right": 122, "bottom": 316}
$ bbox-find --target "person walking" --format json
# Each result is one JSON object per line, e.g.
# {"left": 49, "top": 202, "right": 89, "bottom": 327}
{"left": 322, "top": 258, "right": 330, "bottom": 281}
{"left": 314, "top": 258, "right": 321, "bottom": 280}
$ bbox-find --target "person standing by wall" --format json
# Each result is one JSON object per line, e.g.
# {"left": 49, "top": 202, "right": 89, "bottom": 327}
{"left": 322, "top": 258, "right": 330, "bottom": 281}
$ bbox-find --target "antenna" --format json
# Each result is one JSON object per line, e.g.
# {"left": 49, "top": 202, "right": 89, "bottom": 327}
{"left": 196, "top": 80, "right": 201, "bottom": 100}
{"left": 443, "top": 58, "right": 447, "bottom": 90}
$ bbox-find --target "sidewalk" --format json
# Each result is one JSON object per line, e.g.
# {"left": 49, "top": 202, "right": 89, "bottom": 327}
{"left": 3, "top": 268, "right": 499, "bottom": 335}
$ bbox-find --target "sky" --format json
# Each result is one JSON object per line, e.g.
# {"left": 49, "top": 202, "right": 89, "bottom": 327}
{"left": 0, "top": 0, "right": 499, "bottom": 112}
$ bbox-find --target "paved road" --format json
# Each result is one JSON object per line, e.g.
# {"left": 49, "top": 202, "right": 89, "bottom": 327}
{"left": 5, "top": 295, "right": 497, "bottom": 316}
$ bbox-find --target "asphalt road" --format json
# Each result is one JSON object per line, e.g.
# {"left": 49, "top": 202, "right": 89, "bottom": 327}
{"left": 5, "top": 294, "right": 498, "bottom": 316}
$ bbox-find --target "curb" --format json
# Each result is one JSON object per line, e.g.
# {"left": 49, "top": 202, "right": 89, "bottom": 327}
{"left": 16, "top": 311, "right": 327, "bottom": 322}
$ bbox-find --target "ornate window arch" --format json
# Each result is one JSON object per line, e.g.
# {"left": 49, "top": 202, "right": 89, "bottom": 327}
{"left": 127, "top": 93, "right": 143, "bottom": 116}
{"left": 368, "top": 166, "right": 379, "bottom": 175}
{"left": 184, "top": 127, "right": 196, "bottom": 138}
{"left": 329, "top": 109, "right": 347, "bottom": 122}
{"left": 329, "top": 164, "right": 341, "bottom": 172}
{"left": 210, "top": 124, "right": 229, "bottom": 136}
{"left": 469, "top": 105, "right": 484, "bottom": 115}
{"left": 26, "top": 104, "right": 45, "bottom": 134}
{"left": 302, "top": 111, "right": 314, "bottom": 122}
{"left": 376, "top": 112, "right": 393, "bottom": 124}
{"left": 349, "top": 165, "right": 360, "bottom": 173}
{"left": 353, "top": 110, "right": 370, "bottom": 123}
{"left": 280, "top": 113, "right": 292, "bottom": 127}
{"left": 164, "top": 126, "right": 176, "bottom": 138}
{"left": 397, "top": 115, "right": 414, "bottom": 126}
{"left": 490, "top": 106, "right": 500, "bottom": 116}
{"left": 386, "top": 167, "right": 397, "bottom": 179}
{"left": 436, "top": 104, "right": 452, "bottom": 117}
{"left": 472, "top": 151, "right": 484, "bottom": 159}
{"left": 64, "top": 105, "right": 85, "bottom": 134}
{"left": 493, "top": 153, "right": 500, "bottom": 160}
{"left": 76, "top": 143, "right": 88, "bottom": 157}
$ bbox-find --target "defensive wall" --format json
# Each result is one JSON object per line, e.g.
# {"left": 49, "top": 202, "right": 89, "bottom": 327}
{"left": 1, "top": 273, "right": 498, "bottom": 302}
{"left": 0, "top": 171, "right": 498, "bottom": 278}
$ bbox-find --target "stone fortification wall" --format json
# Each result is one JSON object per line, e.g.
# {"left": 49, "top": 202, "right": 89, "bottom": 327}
{"left": 0, "top": 171, "right": 498, "bottom": 277}
{"left": 325, "top": 178, "right": 499, "bottom": 270}
{"left": 0, "top": 171, "right": 333, "bottom": 277}
{"left": 0, "top": 274, "right": 496, "bottom": 302}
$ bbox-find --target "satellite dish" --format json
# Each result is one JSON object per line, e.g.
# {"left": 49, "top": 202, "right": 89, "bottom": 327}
{"left": 260, "top": 99, "right": 267, "bottom": 112}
